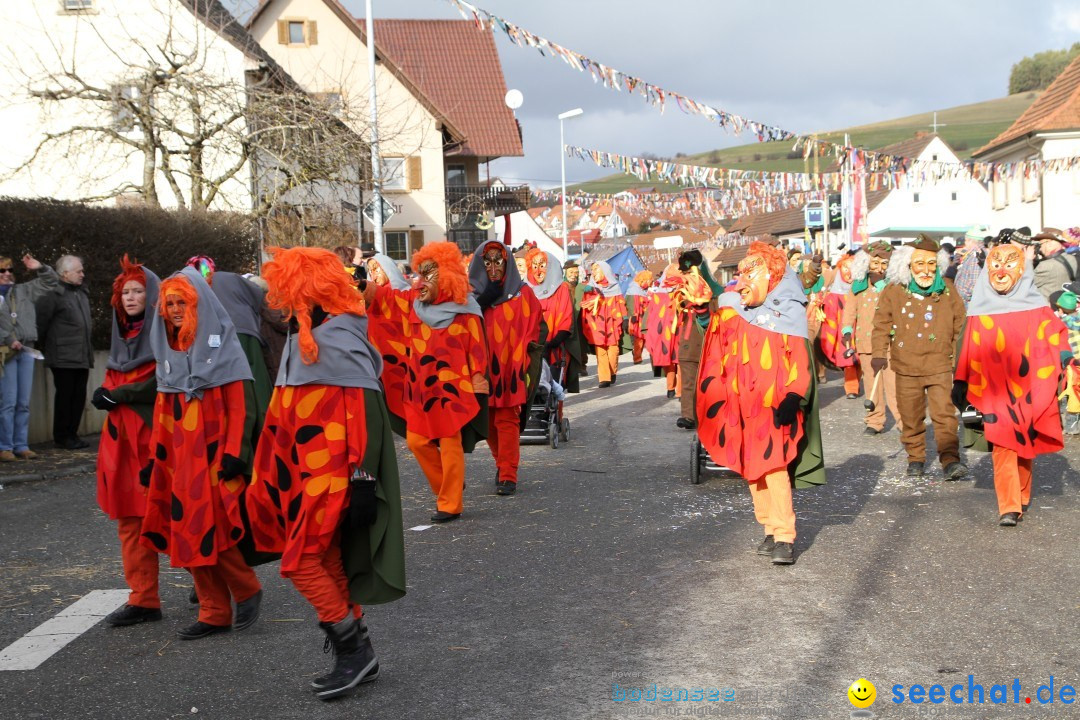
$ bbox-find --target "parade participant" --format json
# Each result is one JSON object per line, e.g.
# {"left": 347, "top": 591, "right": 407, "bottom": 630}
{"left": 644, "top": 269, "right": 679, "bottom": 400}
{"left": 1057, "top": 285, "right": 1080, "bottom": 436}
{"left": 820, "top": 252, "right": 860, "bottom": 398}
{"left": 468, "top": 240, "right": 542, "bottom": 495}
{"left": 246, "top": 247, "right": 405, "bottom": 700}
{"left": 92, "top": 256, "right": 162, "bottom": 626}
{"left": 403, "top": 242, "right": 488, "bottom": 522}
{"left": 524, "top": 248, "right": 580, "bottom": 392}
{"left": 364, "top": 253, "right": 414, "bottom": 435}
{"left": 140, "top": 267, "right": 263, "bottom": 640}
{"left": 842, "top": 242, "right": 901, "bottom": 435}
{"left": 953, "top": 226, "right": 991, "bottom": 303}
{"left": 626, "top": 270, "right": 653, "bottom": 364}
{"left": 953, "top": 243, "right": 1068, "bottom": 525}
{"left": 871, "top": 235, "right": 967, "bottom": 479}
{"left": 580, "top": 260, "right": 626, "bottom": 388}
{"left": 669, "top": 250, "right": 714, "bottom": 429}
{"left": 564, "top": 260, "right": 590, "bottom": 375}
{"left": 1032, "top": 227, "right": 1079, "bottom": 300}
{"left": 695, "top": 242, "right": 825, "bottom": 565}
{"left": 797, "top": 251, "right": 827, "bottom": 383}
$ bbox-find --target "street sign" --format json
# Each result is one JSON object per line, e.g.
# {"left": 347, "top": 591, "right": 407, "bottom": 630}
{"left": 363, "top": 196, "right": 396, "bottom": 225}
{"left": 827, "top": 193, "right": 843, "bottom": 229}
{"left": 804, "top": 203, "right": 825, "bottom": 228}
{"left": 652, "top": 235, "right": 684, "bottom": 250}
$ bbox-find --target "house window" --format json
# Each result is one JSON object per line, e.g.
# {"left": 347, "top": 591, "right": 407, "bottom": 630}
{"left": 382, "top": 157, "right": 406, "bottom": 191}
{"left": 278, "top": 19, "right": 318, "bottom": 46}
{"left": 384, "top": 231, "right": 408, "bottom": 261}
{"left": 446, "top": 164, "right": 467, "bottom": 187}
{"left": 932, "top": 154, "right": 938, "bottom": 162}
{"left": 951, "top": 192, "right": 957, "bottom": 202}
{"left": 992, "top": 178, "right": 1008, "bottom": 210}
{"left": 913, "top": 192, "right": 920, "bottom": 203}
{"left": 450, "top": 229, "right": 488, "bottom": 254}
{"left": 288, "top": 22, "right": 305, "bottom": 44}
{"left": 1022, "top": 171, "right": 1040, "bottom": 203}
{"left": 61, "top": 0, "right": 94, "bottom": 12}
{"left": 112, "top": 84, "right": 139, "bottom": 132}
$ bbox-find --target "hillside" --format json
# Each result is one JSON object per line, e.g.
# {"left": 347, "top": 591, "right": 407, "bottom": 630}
{"left": 570, "top": 91, "right": 1041, "bottom": 195}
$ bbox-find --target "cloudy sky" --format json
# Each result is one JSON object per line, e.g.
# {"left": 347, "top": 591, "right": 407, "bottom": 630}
{"left": 230, "top": 0, "right": 1080, "bottom": 188}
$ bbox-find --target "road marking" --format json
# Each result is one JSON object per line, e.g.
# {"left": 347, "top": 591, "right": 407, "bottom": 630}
{"left": 0, "top": 589, "right": 128, "bottom": 671}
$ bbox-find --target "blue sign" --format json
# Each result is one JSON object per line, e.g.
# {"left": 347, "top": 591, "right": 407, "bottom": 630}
{"left": 804, "top": 205, "right": 824, "bottom": 228}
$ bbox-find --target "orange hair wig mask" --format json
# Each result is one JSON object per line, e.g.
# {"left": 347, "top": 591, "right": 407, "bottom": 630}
{"left": 524, "top": 247, "right": 548, "bottom": 284}
{"left": 158, "top": 276, "right": 199, "bottom": 351}
{"left": 746, "top": 241, "right": 788, "bottom": 293}
{"left": 263, "top": 246, "right": 367, "bottom": 364}
{"left": 634, "top": 270, "right": 654, "bottom": 288}
{"left": 835, "top": 253, "right": 855, "bottom": 283}
{"left": 111, "top": 254, "right": 147, "bottom": 317}
{"left": 411, "top": 241, "right": 471, "bottom": 305}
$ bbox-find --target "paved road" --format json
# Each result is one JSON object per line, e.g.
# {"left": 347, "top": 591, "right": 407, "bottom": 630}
{"left": 1, "top": 362, "right": 1078, "bottom": 719}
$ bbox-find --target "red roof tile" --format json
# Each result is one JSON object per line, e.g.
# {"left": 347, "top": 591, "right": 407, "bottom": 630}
{"left": 976, "top": 54, "right": 1080, "bottom": 156}
{"left": 372, "top": 20, "right": 523, "bottom": 159}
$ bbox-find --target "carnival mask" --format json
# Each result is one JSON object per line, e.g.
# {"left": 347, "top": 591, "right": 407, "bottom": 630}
{"left": 591, "top": 263, "right": 607, "bottom": 286}
{"left": 416, "top": 260, "right": 439, "bottom": 304}
{"left": 482, "top": 245, "right": 507, "bottom": 284}
{"left": 366, "top": 259, "right": 389, "bottom": 287}
{"left": 565, "top": 266, "right": 579, "bottom": 285}
{"left": 165, "top": 294, "right": 187, "bottom": 328}
{"left": 910, "top": 249, "right": 938, "bottom": 289}
{"left": 986, "top": 244, "right": 1024, "bottom": 295}
{"left": 788, "top": 253, "right": 803, "bottom": 270}
{"left": 839, "top": 262, "right": 853, "bottom": 285}
{"left": 868, "top": 256, "right": 888, "bottom": 283}
{"left": 529, "top": 254, "right": 548, "bottom": 284}
{"left": 735, "top": 255, "right": 770, "bottom": 308}
{"left": 515, "top": 257, "right": 527, "bottom": 279}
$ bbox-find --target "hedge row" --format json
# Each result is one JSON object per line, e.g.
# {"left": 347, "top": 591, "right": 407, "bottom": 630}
{"left": 0, "top": 197, "right": 259, "bottom": 350}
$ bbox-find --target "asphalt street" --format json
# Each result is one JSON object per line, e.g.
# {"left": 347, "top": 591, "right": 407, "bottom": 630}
{"left": 1, "top": 361, "right": 1078, "bottom": 719}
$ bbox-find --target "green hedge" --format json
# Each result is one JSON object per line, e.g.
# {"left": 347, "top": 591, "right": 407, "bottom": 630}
{"left": 0, "top": 197, "right": 259, "bottom": 350}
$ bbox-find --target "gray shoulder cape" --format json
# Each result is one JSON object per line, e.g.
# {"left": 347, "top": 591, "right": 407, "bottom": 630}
{"left": 276, "top": 313, "right": 383, "bottom": 391}
{"left": 107, "top": 266, "right": 161, "bottom": 372}
{"left": 718, "top": 267, "right": 809, "bottom": 339}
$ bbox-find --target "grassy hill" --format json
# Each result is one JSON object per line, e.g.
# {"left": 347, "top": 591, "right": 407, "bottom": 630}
{"left": 570, "top": 92, "right": 1041, "bottom": 194}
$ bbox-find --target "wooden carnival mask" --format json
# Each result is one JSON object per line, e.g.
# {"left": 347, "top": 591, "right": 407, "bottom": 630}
{"left": 735, "top": 254, "right": 771, "bottom": 308}
{"left": 986, "top": 244, "right": 1024, "bottom": 295}
{"left": 910, "top": 249, "right": 938, "bottom": 289}
{"left": 515, "top": 257, "right": 527, "bottom": 279}
{"left": 416, "top": 260, "right": 439, "bottom": 304}
{"left": 481, "top": 244, "right": 507, "bottom": 284}
{"left": 838, "top": 258, "right": 853, "bottom": 284}
{"left": 366, "top": 258, "right": 389, "bottom": 287}
{"left": 591, "top": 263, "right": 607, "bottom": 286}
{"left": 868, "top": 255, "right": 889, "bottom": 278}
{"left": 528, "top": 253, "right": 548, "bottom": 284}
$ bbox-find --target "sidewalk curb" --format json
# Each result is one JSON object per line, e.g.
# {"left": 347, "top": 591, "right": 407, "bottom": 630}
{"left": 0, "top": 462, "right": 96, "bottom": 487}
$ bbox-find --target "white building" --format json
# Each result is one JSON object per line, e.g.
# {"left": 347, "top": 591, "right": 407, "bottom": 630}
{"left": 972, "top": 54, "right": 1080, "bottom": 232}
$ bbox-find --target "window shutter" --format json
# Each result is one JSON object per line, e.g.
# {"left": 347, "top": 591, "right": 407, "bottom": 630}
{"left": 409, "top": 229, "right": 424, "bottom": 257}
{"left": 277, "top": 20, "right": 288, "bottom": 44}
{"left": 407, "top": 156, "right": 422, "bottom": 190}
{"left": 307, "top": 20, "right": 318, "bottom": 45}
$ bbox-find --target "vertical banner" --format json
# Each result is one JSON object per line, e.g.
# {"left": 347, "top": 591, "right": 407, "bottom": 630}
{"left": 850, "top": 151, "right": 869, "bottom": 249}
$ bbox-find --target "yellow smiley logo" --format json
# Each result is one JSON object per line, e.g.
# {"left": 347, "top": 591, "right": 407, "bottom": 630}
{"left": 848, "top": 678, "right": 876, "bottom": 709}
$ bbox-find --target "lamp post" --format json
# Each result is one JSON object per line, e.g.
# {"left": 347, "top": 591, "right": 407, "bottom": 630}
{"left": 558, "top": 108, "right": 583, "bottom": 263}
{"left": 365, "top": 0, "right": 384, "bottom": 254}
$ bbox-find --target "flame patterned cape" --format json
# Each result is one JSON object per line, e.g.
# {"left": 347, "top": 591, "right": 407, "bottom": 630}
{"left": 956, "top": 308, "right": 1067, "bottom": 458}
{"left": 581, "top": 292, "right": 627, "bottom": 347}
{"left": 644, "top": 291, "right": 678, "bottom": 366}
{"left": 537, "top": 281, "right": 583, "bottom": 392}
{"left": 366, "top": 283, "right": 416, "bottom": 436}
{"left": 696, "top": 308, "right": 826, "bottom": 487}
{"left": 481, "top": 286, "right": 543, "bottom": 408}
{"left": 819, "top": 292, "right": 856, "bottom": 368}
{"left": 96, "top": 363, "right": 156, "bottom": 519}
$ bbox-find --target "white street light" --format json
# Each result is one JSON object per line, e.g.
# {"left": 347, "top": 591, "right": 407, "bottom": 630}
{"left": 559, "top": 108, "right": 583, "bottom": 264}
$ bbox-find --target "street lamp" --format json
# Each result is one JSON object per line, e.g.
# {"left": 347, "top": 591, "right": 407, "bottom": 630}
{"left": 558, "top": 108, "right": 583, "bottom": 264}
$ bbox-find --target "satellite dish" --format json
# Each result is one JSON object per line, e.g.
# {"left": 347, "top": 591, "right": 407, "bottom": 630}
{"left": 504, "top": 89, "right": 524, "bottom": 110}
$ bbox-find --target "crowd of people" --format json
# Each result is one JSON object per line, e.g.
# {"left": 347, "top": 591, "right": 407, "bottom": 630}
{"left": 9, "top": 224, "right": 1077, "bottom": 701}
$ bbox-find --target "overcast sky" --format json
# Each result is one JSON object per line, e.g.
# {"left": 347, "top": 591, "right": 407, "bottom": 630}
{"left": 230, "top": 0, "right": 1080, "bottom": 188}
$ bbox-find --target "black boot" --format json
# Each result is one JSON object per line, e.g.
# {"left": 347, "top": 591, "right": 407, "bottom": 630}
{"left": 314, "top": 616, "right": 379, "bottom": 700}
{"left": 311, "top": 616, "right": 375, "bottom": 690}
{"left": 105, "top": 604, "right": 163, "bottom": 627}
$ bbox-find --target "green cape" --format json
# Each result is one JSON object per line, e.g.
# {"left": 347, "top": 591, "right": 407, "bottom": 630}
{"left": 791, "top": 339, "right": 827, "bottom": 488}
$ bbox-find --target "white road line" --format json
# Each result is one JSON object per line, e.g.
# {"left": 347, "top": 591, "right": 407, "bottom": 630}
{"left": 0, "top": 589, "right": 129, "bottom": 671}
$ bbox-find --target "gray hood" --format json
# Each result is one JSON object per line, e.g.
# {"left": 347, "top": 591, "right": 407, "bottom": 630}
{"left": 276, "top": 313, "right": 384, "bottom": 390}
{"left": 468, "top": 240, "right": 526, "bottom": 307}
{"left": 211, "top": 271, "right": 265, "bottom": 342}
{"left": 527, "top": 252, "right": 565, "bottom": 301}
{"left": 589, "top": 260, "right": 622, "bottom": 298}
{"left": 107, "top": 266, "right": 161, "bottom": 372}
{"left": 718, "top": 267, "right": 809, "bottom": 339}
{"left": 967, "top": 266, "right": 1048, "bottom": 316}
{"left": 413, "top": 295, "right": 484, "bottom": 329}
{"left": 370, "top": 253, "right": 411, "bottom": 292}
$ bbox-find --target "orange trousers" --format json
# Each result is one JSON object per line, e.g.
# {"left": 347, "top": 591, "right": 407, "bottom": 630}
{"left": 189, "top": 545, "right": 262, "bottom": 626}
{"left": 748, "top": 470, "right": 796, "bottom": 544}
{"left": 407, "top": 429, "right": 465, "bottom": 514}
{"left": 992, "top": 445, "right": 1033, "bottom": 516}
{"left": 843, "top": 365, "right": 861, "bottom": 395}
{"left": 594, "top": 345, "right": 619, "bottom": 383}
{"left": 665, "top": 366, "right": 679, "bottom": 395}
{"left": 117, "top": 516, "right": 160, "bottom": 609}
{"left": 632, "top": 337, "right": 645, "bottom": 364}
{"left": 284, "top": 531, "right": 362, "bottom": 624}
{"left": 486, "top": 405, "right": 522, "bottom": 484}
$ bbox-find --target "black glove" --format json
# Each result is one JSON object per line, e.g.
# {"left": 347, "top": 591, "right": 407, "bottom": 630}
{"left": 91, "top": 387, "right": 119, "bottom": 411}
{"left": 621, "top": 317, "right": 630, "bottom": 334}
{"left": 219, "top": 453, "right": 248, "bottom": 482}
{"left": 476, "top": 282, "right": 502, "bottom": 310}
{"left": 348, "top": 467, "right": 378, "bottom": 528}
{"left": 139, "top": 460, "right": 154, "bottom": 488}
{"left": 951, "top": 380, "right": 969, "bottom": 411}
{"left": 544, "top": 330, "right": 570, "bottom": 354}
{"left": 774, "top": 392, "right": 802, "bottom": 427}
{"left": 870, "top": 357, "right": 888, "bottom": 374}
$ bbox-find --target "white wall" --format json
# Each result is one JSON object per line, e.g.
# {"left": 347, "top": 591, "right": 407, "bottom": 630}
{"left": 494, "top": 211, "right": 565, "bottom": 257}
{"left": 983, "top": 133, "right": 1080, "bottom": 232}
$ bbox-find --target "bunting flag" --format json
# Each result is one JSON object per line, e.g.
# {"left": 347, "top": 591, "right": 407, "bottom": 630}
{"left": 447, "top": 0, "right": 1080, "bottom": 175}
{"left": 529, "top": 186, "right": 825, "bottom": 222}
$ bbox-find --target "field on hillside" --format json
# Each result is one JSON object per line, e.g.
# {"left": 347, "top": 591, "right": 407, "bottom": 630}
{"left": 569, "top": 92, "right": 1040, "bottom": 195}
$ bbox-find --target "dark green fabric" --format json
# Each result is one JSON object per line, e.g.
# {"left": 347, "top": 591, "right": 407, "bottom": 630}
{"left": 805, "top": 274, "right": 824, "bottom": 295}
{"left": 698, "top": 259, "right": 725, "bottom": 297}
{"left": 791, "top": 339, "right": 827, "bottom": 488}
{"left": 955, "top": 319, "right": 990, "bottom": 452}
{"left": 108, "top": 377, "right": 157, "bottom": 427}
{"left": 343, "top": 388, "right": 407, "bottom": 605}
{"left": 850, "top": 277, "right": 869, "bottom": 295}
{"left": 518, "top": 341, "right": 546, "bottom": 431}
{"left": 236, "top": 334, "right": 271, "bottom": 468}
{"left": 908, "top": 271, "right": 946, "bottom": 297}
{"left": 460, "top": 393, "right": 489, "bottom": 454}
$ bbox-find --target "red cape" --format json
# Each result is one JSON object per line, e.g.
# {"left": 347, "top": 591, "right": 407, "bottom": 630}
{"left": 484, "top": 286, "right": 542, "bottom": 408}
{"left": 644, "top": 292, "right": 678, "bottom": 366}
{"left": 581, "top": 291, "right": 626, "bottom": 347}
{"left": 367, "top": 283, "right": 415, "bottom": 424}
{"left": 819, "top": 292, "right": 855, "bottom": 368}
{"left": 96, "top": 363, "right": 154, "bottom": 519}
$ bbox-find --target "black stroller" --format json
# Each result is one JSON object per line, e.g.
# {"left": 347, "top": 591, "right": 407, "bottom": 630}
{"left": 521, "top": 359, "right": 571, "bottom": 448}
{"left": 690, "top": 435, "right": 729, "bottom": 485}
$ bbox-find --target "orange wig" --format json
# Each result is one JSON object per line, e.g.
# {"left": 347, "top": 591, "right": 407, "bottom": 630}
{"left": 835, "top": 252, "right": 855, "bottom": 278}
{"left": 158, "top": 276, "right": 199, "bottom": 351}
{"left": 411, "top": 241, "right": 471, "bottom": 305}
{"left": 263, "top": 246, "right": 367, "bottom": 365}
{"left": 524, "top": 247, "right": 548, "bottom": 284}
{"left": 111, "top": 254, "right": 147, "bottom": 317}
{"left": 747, "top": 241, "right": 788, "bottom": 293}
{"left": 634, "top": 270, "right": 654, "bottom": 289}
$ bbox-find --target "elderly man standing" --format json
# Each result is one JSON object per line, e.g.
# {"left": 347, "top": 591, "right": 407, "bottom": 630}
{"left": 36, "top": 255, "right": 93, "bottom": 450}
{"left": 1032, "top": 227, "right": 1079, "bottom": 300}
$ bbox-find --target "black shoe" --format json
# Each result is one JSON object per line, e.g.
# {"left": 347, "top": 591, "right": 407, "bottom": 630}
{"left": 756, "top": 535, "right": 775, "bottom": 556}
{"left": 233, "top": 589, "right": 262, "bottom": 631}
{"left": 54, "top": 438, "right": 89, "bottom": 450}
{"left": 666, "top": 390, "right": 676, "bottom": 399}
{"left": 105, "top": 604, "right": 162, "bottom": 627}
{"left": 610, "top": 374, "right": 617, "bottom": 385}
{"left": 189, "top": 587, "right": 199, "bottom": 605}
{"left": 315, "top": 617, "right": 379, "bottom": 701}
{"left": 943, "top": 461, "right": 968, "bottom": 481}
{"left": 675, "top": 417, "right": 696, "bottom": 430}
{"left": 906, "top": 461, "right": 925, "bottom": 477}
{"left": 598, "top": 381, "right": 611, "bottom": 389}
{"left": 495, "top": 481, "right": 516, "bottom": 496}
{"left": 771, "top": 542, "right": 794, "bottom": 565}
{"left": 846, "top": 393, "right": 858, "bottom": 399}
{"left": 999, "top": 512, "right": 1020, "bottom": 527}
{"left": 430, "top": 511, "right": 460, "bottom": 523}
{"left": 1021, "top": 504, "right": 1029, "bottom": 520}
{"left": 176, "top": 620, "right": 231, "bottom": 640}
{"left": 863, "top": 427, "right": 881, "bottom": 435}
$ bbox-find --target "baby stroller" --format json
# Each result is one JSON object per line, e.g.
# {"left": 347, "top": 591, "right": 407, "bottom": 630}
{"left": 690, "top": 435, "right": 729, "bottom": 485}
{"left": 521, "top": 358, "right": 571, "bottom": 448}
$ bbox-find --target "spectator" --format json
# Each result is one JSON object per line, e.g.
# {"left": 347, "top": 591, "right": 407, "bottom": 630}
{"left": 0, "top": 254, "right": 59, "bottom": 461}
{"left": 1032, "top": 227, "right": 1080, "bottom": 300}
{"left": 36, "top": 254, "right": 93, "bottom": 450}
{"left": 953, "top": 226, "right": 990, "bottom": 303}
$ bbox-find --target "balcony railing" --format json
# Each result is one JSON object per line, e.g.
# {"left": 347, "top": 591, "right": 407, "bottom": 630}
{"left": 445, "top": 184, "right": 529, "bottom": 230}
